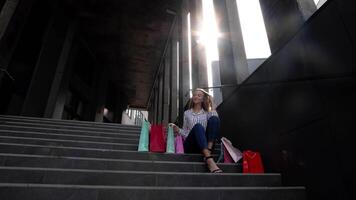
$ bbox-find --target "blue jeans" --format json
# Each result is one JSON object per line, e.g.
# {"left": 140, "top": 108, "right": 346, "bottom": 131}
{"left": 183, "top": 116, "right": 220, "bottom": 153}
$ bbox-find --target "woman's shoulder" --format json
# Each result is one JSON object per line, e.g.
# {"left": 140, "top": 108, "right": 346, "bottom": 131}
{"left": 208, "top": 110, "right": 219, "bottom": 116}
{"left": 184, "top": 109, "right": 192, "bottom": 115}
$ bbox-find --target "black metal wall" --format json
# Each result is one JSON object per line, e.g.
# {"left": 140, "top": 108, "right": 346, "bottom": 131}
{"left": 217, "top": 0, "right": 355, "bottom": 200}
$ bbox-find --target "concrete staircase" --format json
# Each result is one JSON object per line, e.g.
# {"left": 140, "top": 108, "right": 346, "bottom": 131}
{"left": 0, "top": 115, "right": 305, "bottom": 200}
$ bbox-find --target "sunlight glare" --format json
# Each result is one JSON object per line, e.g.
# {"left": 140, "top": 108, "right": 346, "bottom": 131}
{"left": 201, "top": 0, "right": 220, "bottom": 96}
{"left": 236, "top": 0, "right": 271, "bottom": 59}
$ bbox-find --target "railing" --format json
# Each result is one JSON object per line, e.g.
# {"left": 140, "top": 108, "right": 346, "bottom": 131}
{"left": 184, "top": 84, "right": 238, "bottom": 97}
{"left": 0, "top": 67, "right": 15, "bottom": 81}
{"left": 125, "top": 108, "right": 146, "bottom": 126}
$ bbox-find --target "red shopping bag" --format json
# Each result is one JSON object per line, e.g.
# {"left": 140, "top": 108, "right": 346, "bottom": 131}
{"left": 149, "top": 124, "right": 166, "bottom": 152}
{"left": 243, "top": 150, "right": 264, "bottom": 173}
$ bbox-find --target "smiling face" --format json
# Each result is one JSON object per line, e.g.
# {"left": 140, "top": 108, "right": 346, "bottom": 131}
{"left": 192, "top": 90, "right": 205, "bottom": 106}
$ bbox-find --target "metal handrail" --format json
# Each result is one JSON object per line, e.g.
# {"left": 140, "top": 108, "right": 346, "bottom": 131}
{"left": 184, "top": 84, "right": 238, "bottom": 97}
{"left": 0, "top": 67, "right": 15, "bottom": 81}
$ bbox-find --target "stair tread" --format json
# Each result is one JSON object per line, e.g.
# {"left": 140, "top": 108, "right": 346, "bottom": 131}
{"left": 0, "top": 124, "right": 140, "bottom": 136}
{"left": 0, "top": 143, "right": 221, "bottom": 163}
{"left": 0, "top": 115, "right": 141, "bottom": 129}
{"left": 0, "top": 115, "right": 306, "bottom": 200}
{"left": 0, "top": 183, "right": 305, "bottom": 190}
{"left": 0, "top": 129, "right": 140, "bottom": 142}
{"left": 0, "top": 166, "right": 273, "bottom": 176}
{"left": 0, "top": 153, "right": 232, "bottom": 165}
{"left": 0, "top": 135, "right": 137, "bottom": 146}
{"left": 0, "top": 121, "right": 141, "bottom": 133}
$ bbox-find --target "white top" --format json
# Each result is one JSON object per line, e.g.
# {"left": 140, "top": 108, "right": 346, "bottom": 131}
{"left": 179, "top": 109, "right": 219, "bottom": 139}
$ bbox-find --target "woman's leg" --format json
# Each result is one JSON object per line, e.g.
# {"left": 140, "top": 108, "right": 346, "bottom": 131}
{"left": 206, "top": 116, "right": 220, "bottom": 151}
{"left": 183, "top": 124, "right": 207, "bottom": 153}
{"left": 184, "top": 123, "right": 222, "bottom": 173}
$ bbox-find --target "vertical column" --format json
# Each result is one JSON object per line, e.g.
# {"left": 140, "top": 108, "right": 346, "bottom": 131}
{"left": 157, "top": 73, "right": 163, "bottom": 123}
{"left": 170, "top": 24, "right": 179, "bottom": 123}
{"left": 192, "top": 0, "right": 208, "bottom": 88}
{"left": 180, "top": 0, "right": 191, "bottom": 111}
{"left": 21, "top": 8, "right": 69, "bottom": 117}
{"left": 0, "top": 0, "right": 30, "bottom": 85}
{"left": 296, "top": 0, "right": 317, "bottom": 20}
{"left": 162, "top": 48, "right": 171, "bottom": 124}
{"left": 225, "top": 0, "right": 249, "bottom": 84}
{"left": 213, "top": 0, "right": 238, "bottom": 99}
{"left": 44, "top": 21, "right": 76, "bottom": 118}
{"left": 0, "top": 0, "right": 19, "bottom": 41}
{"left": 92, "top": 68, "right": 109, "bottom": 122}
{"left": 154, "top": 86, "right": 159, "bottom": 124}
{"left": 259, "top": 0, "right": 316, "bottom": 53}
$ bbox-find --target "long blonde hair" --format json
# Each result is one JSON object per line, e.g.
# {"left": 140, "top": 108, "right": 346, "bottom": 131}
{"left": 188, "top": 88, "right": 215, "bottom": 112}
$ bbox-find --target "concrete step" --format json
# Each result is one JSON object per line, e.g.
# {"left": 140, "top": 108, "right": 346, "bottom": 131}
{"left": 0, "top": 153, "right": 241, "bottom": 173}
{"left": 0, "top": 115, "right": 141, "bottom": 130}
{"left": 0, "top": 124, "right": 140, "bottom": 139}
{"left": 0, "top": 131, "right": 220, "bottom": 151}
{"left": 0, "top": 166, "right": 281, "bottom": 187}
{"left": 0, "top": 136, "right": 138, "bottom": 151}
{"left": 0, "top": 129, "right": 139, "bottom": 144}
{"left": 0, "top": 143, "right": 219, "bottom": 162}
{"left": 0, "top": 183, "right": 306, "bottom": 200}
{"left": 0, "top": 120, "right": 141, "bottom": 134}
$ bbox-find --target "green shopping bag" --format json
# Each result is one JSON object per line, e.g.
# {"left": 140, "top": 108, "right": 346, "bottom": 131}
{"left": 138, "top": 120, "right": 150, "bottom": 152}
{"left": 166, "top": 126, "right": 175, "bottom": 153}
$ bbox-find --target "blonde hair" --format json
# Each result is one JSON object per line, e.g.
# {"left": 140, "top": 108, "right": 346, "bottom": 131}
{"left": 188, "top": 88, "right": 215, "bottom": 112}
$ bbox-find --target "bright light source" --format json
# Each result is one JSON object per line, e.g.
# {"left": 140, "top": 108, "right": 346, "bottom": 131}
{"left": 313, "top": 0, "right": 319, "bottom": 4}
{"left": 236, "top": 0, "right": 271, "bottom": 59}
{"left": 201, "top": 0, "right": 220, "bottom": 96}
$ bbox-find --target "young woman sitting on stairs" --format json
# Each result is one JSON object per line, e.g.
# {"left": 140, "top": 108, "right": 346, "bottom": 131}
{"left": 170, "top": 88, "right": 223, "bottom": 173}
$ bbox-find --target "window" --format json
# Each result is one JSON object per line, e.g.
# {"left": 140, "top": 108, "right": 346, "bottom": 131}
{"left": 314, "top": 0, "right": 327, "bottom": 9}
{"left": 201, "top": 0, "right": 220, "bottom": 96}
{"left": 236, "top": 0, "right": 271, "bottom": 59}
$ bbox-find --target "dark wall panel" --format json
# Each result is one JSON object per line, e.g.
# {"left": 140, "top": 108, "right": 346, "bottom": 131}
{"left": 259, "top": 0, "right": 305, "bottom": 53}
{"left": 302, "top": 0, "right": 354, "bottom": 78}
{"left": 217, "top": 1, "right": 356, "bottom": 200}
{"left": 335, "top": 0, "right": 356, "bottom": 49}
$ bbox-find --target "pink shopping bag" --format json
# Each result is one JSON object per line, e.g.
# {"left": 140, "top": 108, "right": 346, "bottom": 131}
{"left": 221, "top": 137, "right": 243, "bottom": 163}
{"left": 175, "top": 135, "right": 184, "bottom": 154}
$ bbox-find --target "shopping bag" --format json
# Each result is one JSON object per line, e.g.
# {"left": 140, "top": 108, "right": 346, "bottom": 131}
{"left": 149, "top": 124, "right": 166, "bottom": 152}
{"left": 217, "top": 143, "right": 224, "bottom": 163}
{"left": 138, "top": 120, "right": 150, "bottom": 152}
{"left": 221, "top": 137, "right": 243, "bottom": 163}
{"left": 223, "top": 144, "right": 234, "bottom": 163}
{"left": 243, "top": 150, "right": 264, "bottom": 173}
{"left": 166, "top": 126, "right": 175, "bottom": 153}
{"left": 175, "top": 135, "right": 184, "bottom": 154}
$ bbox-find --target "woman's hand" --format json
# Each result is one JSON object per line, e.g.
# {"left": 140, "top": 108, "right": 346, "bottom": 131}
{"left": 169, "top": 123, "right": 180, "bottom": 136}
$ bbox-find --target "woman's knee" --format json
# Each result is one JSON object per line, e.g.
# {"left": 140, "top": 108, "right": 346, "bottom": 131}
{"left": 208, "top": 116, "right": 219, "bottom": 124}
{"left": 192, "top": 123, "right": 205, "bottom": 133}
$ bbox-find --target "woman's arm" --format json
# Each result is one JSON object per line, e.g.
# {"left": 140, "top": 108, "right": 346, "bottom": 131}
{"left": 178, "top": 112, "right": 189, "bottom": 138}
{"left": 208, "top": 110, "right": 219, "bottom": 119}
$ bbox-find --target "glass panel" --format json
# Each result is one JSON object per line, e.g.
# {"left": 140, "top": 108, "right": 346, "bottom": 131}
{"left": 201, "top": 0, "right": 220, "bottom": 96}
{"left": 236, "top": 0, "right": 271, "bottom": 59}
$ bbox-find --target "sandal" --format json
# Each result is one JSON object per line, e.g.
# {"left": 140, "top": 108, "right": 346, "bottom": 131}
{"left": 204, "top": 156, "right": 223, "bottom": 173}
